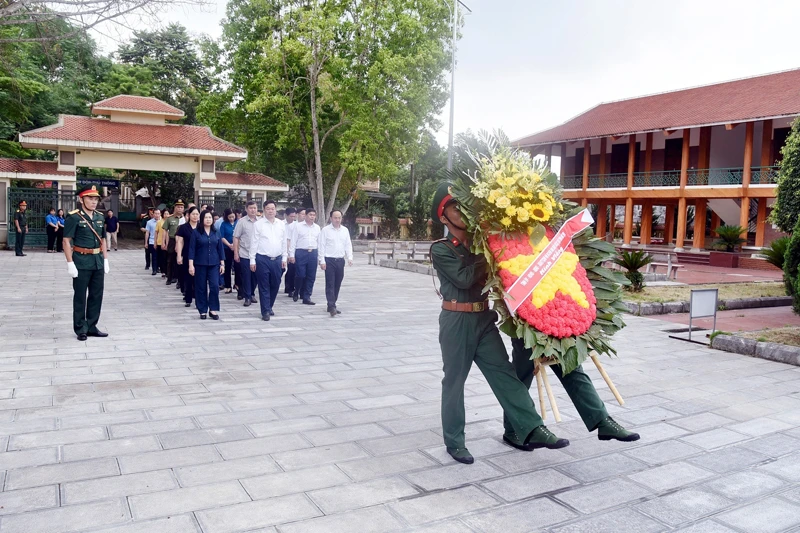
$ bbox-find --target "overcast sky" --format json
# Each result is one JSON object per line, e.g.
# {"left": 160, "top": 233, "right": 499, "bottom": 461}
{"left": 95, "top": 0, "right": 800, "bottom": 147}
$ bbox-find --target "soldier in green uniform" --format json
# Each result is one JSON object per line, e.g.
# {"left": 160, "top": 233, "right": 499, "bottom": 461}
{"left": 140, "top": 206, "right": 155, "bottom": 270}
{"left": 14, "top": 200, "right": 28, "bottom": 256}
{"left": 431, "top": 183, "right": 569, "bottom": 465}
{"left": 503, "top": 341, "right": 639, "bottom": 446}
{"left": 63, "top": 185, "right": 110, "bottom": 341}
{"left": 162, "top": 200, "right": 185, "bottom": 285}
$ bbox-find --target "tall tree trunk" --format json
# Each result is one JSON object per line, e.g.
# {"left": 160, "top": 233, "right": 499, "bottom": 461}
{"left": 308, "top": 60, "right": 325, "bottom": 214}
{"left": 325, "top": 141, "right": 359, "bottom": 220}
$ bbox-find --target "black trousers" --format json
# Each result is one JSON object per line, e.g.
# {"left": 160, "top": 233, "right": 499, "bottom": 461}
{"left": 182, "top": 260, "right": 195, "bottom": 304}
{"left": 144, "top": 244, "right": 150, "bottom": 268}
{"left": 294, "top": 248, "right": 318, "bottom": 300}
{"left": 255, "top": 254, "right": 283, "bottom": 316}
{"left": 284, "top": 262, "right": 296, "bottom": 294}
{"left": 158, "top": 247, "right": 167, "bottom": 274}
{"left": 46, "top": 226, "right": 57, "bottom": 251}
{"left": 73, "top": 267, "right": 104, "bottom": 335}
{"left": 56, "top": 227, "right": 64, "bottom": 252}
{"left": 224, "top": 247, "right": 235, "bottom": 289}
{"left": 324, "top": 257, "right": 345, "bottom": 309}
{"left": 15, "top": 229, "right": 25, "bottom": 255}
{"left": 237, "top": 258, "right": 257, "bottom": 299}
{"left": 166, "top": 240, "right": 178, "bottom": 281}
{"left": 148, "top": 244, "right": 159, "bottom": 274}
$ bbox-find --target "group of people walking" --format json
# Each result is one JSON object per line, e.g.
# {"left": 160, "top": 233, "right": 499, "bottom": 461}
{"left": 141, "top": 199, "right": 353, "bottom": 321}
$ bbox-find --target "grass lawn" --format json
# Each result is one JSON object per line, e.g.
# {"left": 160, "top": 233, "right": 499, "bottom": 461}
{"left": 739, "top": 327, "right": 800, "bottom": 348}
{"left": 623, "top": 282, "right": 786, "bottom": 304}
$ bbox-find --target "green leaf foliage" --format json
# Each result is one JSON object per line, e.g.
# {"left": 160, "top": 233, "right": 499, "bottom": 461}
{"left": 714, "top": 225, "right": 747, "bottom": 252}
{"left": 772, "top": 117, "right": 800, "bottom": 233}
{"left": 784, "top": 218, "right": 800, "bottom": 314}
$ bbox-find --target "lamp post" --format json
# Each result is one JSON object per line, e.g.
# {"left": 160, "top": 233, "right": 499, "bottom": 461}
{"left": 444, "top": 0, "right": 471, "bottom": 172}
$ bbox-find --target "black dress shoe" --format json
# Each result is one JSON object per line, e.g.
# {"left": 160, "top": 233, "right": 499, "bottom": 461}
{"left": 269, "top": 310, "right": 275, "bottom": 316}
{"left": 86, "top": 330, "right": 108, "bottom": 338}
{"left": 329, "top": 309, "right": 337, "bottom": 317}
{"left": 336, "top": 309, "right": 341, "bottom": 314}
{"left": 250, "top": 297, "right": 258, "bottom": 304}
{"left": 76, "top": 333, "right": 87, "bottom": 341}
{"left": 243, "top": 299, "right": 251, "bottom": 307}
{"left": 200, "top": 314, "right": 207, "bottom": 320}
{"left": 151, "top": 272, "right": 157, "bottom": 276}
{"left": 237, "top": 294, "right": 244, "bottom": 300}
{"left": 185, "top": 302, "right": 191, "bottom": 307}
{"left": 262, "top": 314, "right": 270, "bottom": 321}
{"left": 302, "top": 300, "right": 316, "bottom": 305}
{"left": 292, "top": 293, "right": 299, "bottom": 302}
{"left": 209, "top": 313, "right": 219, "bottom": 321}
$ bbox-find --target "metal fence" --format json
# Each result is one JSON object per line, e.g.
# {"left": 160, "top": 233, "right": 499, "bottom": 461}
{"left": 8, "top": 187, "right": 79, "bottom": 247}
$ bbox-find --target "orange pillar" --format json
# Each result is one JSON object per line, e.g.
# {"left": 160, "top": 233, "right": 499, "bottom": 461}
{"left": 545, "top": 144, "right": 553, "bottom": 170}
{"left": 664, "top": 205, "right": 674, "bottom": 244}
{"left": 675, "top": 129, "right": 690, "bottom": 250}
{"left": 640, "top": 200, "right": 652, "bottom": 245}
{"left": 692, "top": 201, "right": 707, "bottom": 251}
{"left": 596, "top": 202, "right": 607, "bottom": 237}
{"left": 623, "top": 134, "right": 636, "bottom": 246}
{"left": 581, "top": 139, "right": 590, "bottom": 207}
{"left": 740, "top": 122, "right": 754, "bottom": 238}
{"left": 755, "top": 199, "right": 768, "bottom": 247}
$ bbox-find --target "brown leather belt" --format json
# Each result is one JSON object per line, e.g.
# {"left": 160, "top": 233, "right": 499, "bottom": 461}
{"left": 441, "top": 300, "right": 489, "bottom": 313}
{"left": 73, "top": 246, "right": 101, "bottom": 255}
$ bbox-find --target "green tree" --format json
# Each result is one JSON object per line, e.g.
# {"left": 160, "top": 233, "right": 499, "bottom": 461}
{"left": 409, "top": 192, "right": 429, "bottom": 240}
{"left": 117, "top": 23, "right": 210, "bottom": 124}
{"left": 784, "top": 219, "right": 800, "bottom": 314}
{"left": 242, "top": 0, "right": 453, "bottom": 216}
{"left": 771, "top": 117, "right": 800, "bottom": 233}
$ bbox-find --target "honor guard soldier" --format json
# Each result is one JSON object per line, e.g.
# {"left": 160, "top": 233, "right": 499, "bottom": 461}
{"left": 63, "top": 185, "right": 110, "bottom": 341}
{"left": 430, "top": 183, "right": 569, "bottom": 464}
{"left": 163, "top": 199, "right": 185, "bottom": 285}
{"left": 14, "top": 200, "right": 28, "bottom": 256}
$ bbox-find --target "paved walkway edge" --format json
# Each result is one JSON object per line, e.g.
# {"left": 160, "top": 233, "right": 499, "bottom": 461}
{"left": 624, "top": 296, "right": 791, "bottom": 316}
{"left": 711, "top": 333, "right": 800, "bottom": 366}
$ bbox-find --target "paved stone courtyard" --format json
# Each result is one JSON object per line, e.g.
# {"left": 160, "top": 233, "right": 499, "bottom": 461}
{"left": 1, "top": 249, "right": 800, "bottom": 533}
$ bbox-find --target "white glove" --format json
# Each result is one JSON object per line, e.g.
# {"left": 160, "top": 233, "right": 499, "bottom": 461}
{"left": 67, "top": 262, "right": 78, "bottom": 278}
{"left": 104, "top": 259, "right": 110, "bottom": 274}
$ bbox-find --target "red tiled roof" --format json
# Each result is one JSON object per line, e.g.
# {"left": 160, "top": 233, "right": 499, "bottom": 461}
{"left": 0, "top": 158, "right": 74, "bottom": 177}
{"left": 515, "top": 68, "right": 800, "bottom": 147}
{"left": 92, "top": 95, "right": 184, "bottom": 117}
{"left": 209, "top": 171, "right": 288, "bottom": 189}
{"left": 21, "top": 115, "right": 246, "bottom": 155}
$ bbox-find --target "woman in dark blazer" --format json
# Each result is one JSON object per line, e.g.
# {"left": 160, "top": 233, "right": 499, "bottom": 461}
{"left": 188, "top": 210, "right": 225, "bottom": 320}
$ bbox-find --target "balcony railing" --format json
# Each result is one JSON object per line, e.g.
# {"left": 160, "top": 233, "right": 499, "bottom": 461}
{"left": 561, "top": 166, "right": 779, "bottom": 189}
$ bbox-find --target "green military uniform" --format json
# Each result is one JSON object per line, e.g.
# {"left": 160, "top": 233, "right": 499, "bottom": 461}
{"left": 505, "top": 338, "right": 608, "bottom": 434}
{"left": 430, "top": 183, "right": 563, "bottom": 460}
{"left": 64, "top": 187, "right": 106, "bottom": 337}
{"left": 14, "top": 201, "right": 28, "bottom": 256}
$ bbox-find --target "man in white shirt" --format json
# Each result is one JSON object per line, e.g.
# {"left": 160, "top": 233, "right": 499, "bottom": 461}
{"left": 250, "top": 200, "right": 287, "bottom": 321}
{"left": 284, "top": 207, "right": 304, "bottom": 297}
{"left": 319, "top": 209, "right": 353, "bottom": 317}
{"left": 288, "top": 207, "right": 321, "bottom": 305}
{"left": 233, "top": 201, "right": 260, "bottom": 306}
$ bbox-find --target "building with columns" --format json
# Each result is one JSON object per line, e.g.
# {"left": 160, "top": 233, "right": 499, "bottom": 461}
{"left": 2, "top": 95, "right": 287, "bottom": 246}
{"left": 514, "top": 69, "right": 800, "bottom": 251}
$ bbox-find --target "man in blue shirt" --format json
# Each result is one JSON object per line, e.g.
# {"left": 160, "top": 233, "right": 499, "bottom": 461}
{"left": 104, "top": 210, "right": 119, "bottom": 251}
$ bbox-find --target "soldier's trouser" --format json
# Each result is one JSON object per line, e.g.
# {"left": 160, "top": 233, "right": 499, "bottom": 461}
{"left": 15, "top": 230, "right": 25, "bottom": 255}
{"left": 439, "top": 310, "right": 543, "bottom": 450}
{"left": 167, "top": 240, "right": 178, "bottom": 281}
{"left": 503, "top": 338, "right": 608, "bottom": 433}
{"left": 73, "top": 267, "right": 104, "bottom": 335}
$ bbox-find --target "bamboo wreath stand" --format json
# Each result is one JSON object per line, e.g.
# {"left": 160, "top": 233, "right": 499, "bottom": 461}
{"left": 534, "top": 352, "right": 624, "bottom": 423}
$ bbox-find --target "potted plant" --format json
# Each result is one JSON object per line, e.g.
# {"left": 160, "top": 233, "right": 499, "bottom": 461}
{"left": 709, "top": 224, "right": 746, "bottom": 267}
{"left": 612, "top": 250, "right": 654, "bottom": 292}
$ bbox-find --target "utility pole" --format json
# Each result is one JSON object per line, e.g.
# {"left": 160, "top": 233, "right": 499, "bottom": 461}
{"left": 445, "top": 0, "right": 470, "bottom": 172}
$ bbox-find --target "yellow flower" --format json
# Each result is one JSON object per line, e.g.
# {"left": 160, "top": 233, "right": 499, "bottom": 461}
{"left": 516, "top": 207, "right": 530, "bottom": 222}
{"left": 487, "top": 189, "right": 500, "bottom": 204}
{"left": 500, "top": 217, "right": 512, "bottom": 227}
{"left": 529, "top": 204, "right": 550, "bottom": 222}
{"left": 505, "top": 206, "right": 517, "bottom": 216}
{"left": 496, "top": 196, "right": 511, "bottom": 209}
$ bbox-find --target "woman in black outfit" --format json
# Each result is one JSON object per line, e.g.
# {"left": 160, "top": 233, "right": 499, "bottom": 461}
{"left": 188, "top": 210, "right": 225, "bottom": 320}
{"left": 55, "top": 209, "right": 65, "bottom": 252}
{"left": 176, "top": 206, "right": 200, "bottom": 307}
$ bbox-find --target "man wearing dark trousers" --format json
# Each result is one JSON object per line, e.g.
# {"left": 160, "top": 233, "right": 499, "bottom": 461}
{"left": 14, "top": 200, "right": 28, "bottom": 256}
{"left": 140, "top": 207, "right": 154, "bottom": 269}
{"left": 283, "top": 207, "right": 299, "bottom": 296}
{"left": 250, "top": 200, "right": 287, "bottom": 321}
{"left": 162, "top": 200, "right": 185, "bottom": 285}
{"left": 63, "top": 185, "right": 110, "bottom": 341}
{"left": 288, "top": 208, "right": 321, "bottom": 305}
{"left": 319, "top": 209, "right": 353, "bottom": 317}
{"left": 233, "top": 201, "right": 259, "bottom": 307}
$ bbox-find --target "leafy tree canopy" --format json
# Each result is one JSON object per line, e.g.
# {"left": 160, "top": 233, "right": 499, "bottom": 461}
{"left": 771, "top": 118, "right": 800, "bottom": 233}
